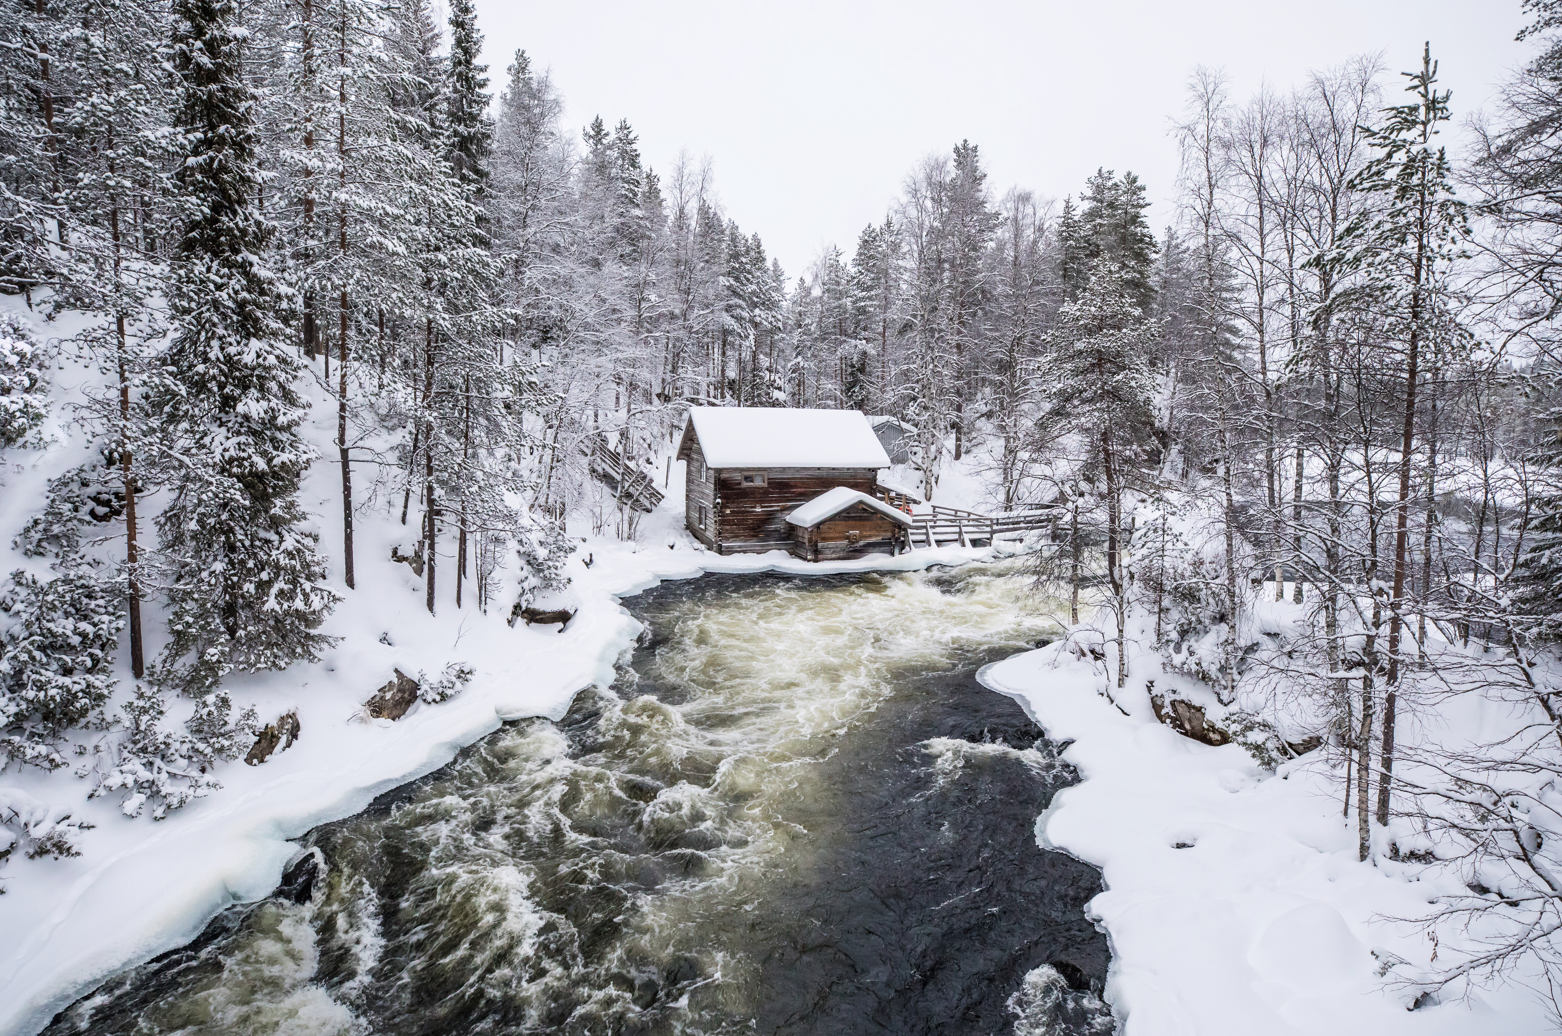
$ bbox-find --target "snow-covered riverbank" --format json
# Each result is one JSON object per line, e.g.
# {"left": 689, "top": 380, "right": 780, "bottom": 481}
{"left": 0, "top": 536, "right": 990, "bottom": 1036}
{"left": 981, "top": 645, "right": 1555, "bottom": 1036}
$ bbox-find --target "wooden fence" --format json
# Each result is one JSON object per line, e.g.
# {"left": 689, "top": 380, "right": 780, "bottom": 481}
{"left": 909, "top": 505, "right": 1055, "bottom": 548}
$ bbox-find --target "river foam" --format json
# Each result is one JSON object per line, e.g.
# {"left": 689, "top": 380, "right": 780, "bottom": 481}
{"left": 45, "top": 564, "right": 1113, "bottom": 1036}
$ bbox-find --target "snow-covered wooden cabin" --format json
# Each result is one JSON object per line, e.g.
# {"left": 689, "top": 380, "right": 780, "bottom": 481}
{"left": 786, "top": 486, "right": 914, "bottom": 561}
{"left": 677, "top": 407, "right": 898, "bottom": 556}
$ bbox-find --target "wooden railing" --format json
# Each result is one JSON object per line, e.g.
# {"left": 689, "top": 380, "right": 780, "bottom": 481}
{"left": 909, "top": 507, "right": 1054, "bottom": 548}
{"left": 872, "top": 485, "right": 920, "bottom": 511}
{"left": 582, "top": 435, "right": 665, "bottom": 513}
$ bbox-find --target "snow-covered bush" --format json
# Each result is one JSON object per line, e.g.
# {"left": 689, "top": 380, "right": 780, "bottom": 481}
{"left": 513, "top": 510, "right": 571, "bottom": 610}
{"left": 418, "top": 662, "right": 474, "bottom": 705}
{"left": 16, "top": 459, "right": 131, "bottom": 559}
{"left": 2, "top": 459, "right": 131, "bottom": 773}
{"left": 0, "top": 312, "right": 48, "bottom": 449}
{"left": 88, "top": 686, "right": 253, "bottom": 819}
{"left": 0, "top": 789, "right": 92, "bottom": 872}
{"left": 0, "top": 567, "right": 124, "bottom": 768}
{"left": 1225, "top": 711, "right": 1296, "bottom": 772}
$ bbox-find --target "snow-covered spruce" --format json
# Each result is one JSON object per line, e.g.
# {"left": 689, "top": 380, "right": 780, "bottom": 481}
{"left": 0, "top": 312, "right": 49, "bottom": 450}
{"left": 150, "top": 0, "right": 338, "bottom": 696}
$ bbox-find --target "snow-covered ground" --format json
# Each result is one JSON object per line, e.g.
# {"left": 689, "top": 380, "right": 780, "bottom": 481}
{"left": 4, "top": 303, "right": 1552, "bottom": 1034}
{"left": 981, "top": 643, "right": 1555, "bottom": 1035}
{"left": 0, "top": 298, "right": 999, "bottom": 1035}
{"left": 0, "top": 523, "right": 990, "bottom": 1035}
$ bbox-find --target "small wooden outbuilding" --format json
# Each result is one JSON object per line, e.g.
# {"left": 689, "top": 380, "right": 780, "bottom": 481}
{"left": 677, "top": 407, "right": 895, "bottom": 555}
{"left": 786, "top": 487, "right": 914, "bottom": 561}
{"left": 868, "top": 415, "right": 917, "bottom": 464}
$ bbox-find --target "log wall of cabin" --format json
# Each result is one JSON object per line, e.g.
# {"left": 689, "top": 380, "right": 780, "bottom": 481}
{"left": 716, "top": 467, "right": 878, "bottom": 552}
{"left": 684, "top": 440, "right": 718, "bottom": 547}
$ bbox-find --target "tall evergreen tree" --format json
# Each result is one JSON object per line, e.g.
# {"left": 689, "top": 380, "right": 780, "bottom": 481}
{"left": 57, "top": 0, "right": 177, "bottom": 678}
{"left": 0, "top": 0, "right": 68, "bottom": 296}
{"left": 445, "top": 0, "right": 491, "bottom": 192}
{"left": 1078, "top": 169, "right": 1158, "bottom": 311}
{"left": 1516, "top": 386, "right": 1562, "bottom": 638}
{"left": 1479, "top": 2, "right": 1562, "bottom": 643}
{"left": 944, "top": 140, "right": 1000, "bottom": 458}
{"left": 1038, "top": 259, "right": 1161, "bottom": 689}
{"left": 152, "top": 0, "right": 337, "bottom": 693}
{"left": 1329, "top": 45, "right": 1470, "bottom": 832}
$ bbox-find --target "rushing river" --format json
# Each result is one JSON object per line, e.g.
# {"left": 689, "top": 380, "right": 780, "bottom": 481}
{"left": 46, "top": 563, "right": 1114, "bottom": 1036}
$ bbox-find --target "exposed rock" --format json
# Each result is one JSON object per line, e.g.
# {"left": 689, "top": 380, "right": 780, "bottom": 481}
{"left": 244, "top": 710, "right": 301, "bottom": 765}
{"left": 390, "top": 543, "right": 424, "bottom": 576}
{"left": 276, "top": 850, "right": 321, "bottom": 904}
{"left": 663, "top": 955, "right": 700, "bottom": 986}
{"left": 1048, "top": 959, "right": 1092, "bottom": 992}
{"left": 366, "top": 669, "right": 420, "bottom": 721}
{"left": 1286, "top": 735, "right": 1323, "bottom": 756}
{"left": 1149, "top": 693, "right": 1231, "bottom": 747}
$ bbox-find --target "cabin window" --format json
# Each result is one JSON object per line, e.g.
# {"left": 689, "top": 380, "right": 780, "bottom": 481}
{"left": 698, "top": 505, "right": 707, "bottom": 528}
{"left": 740, "top": 471, "right": 767, "bottom": 487}
{"left": 846, "top": 530, "right": 861, "bottom": 545}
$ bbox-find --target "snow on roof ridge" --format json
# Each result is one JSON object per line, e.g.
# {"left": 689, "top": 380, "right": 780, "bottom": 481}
{"left": 685, "top": 406, "right": 891, "bottom": 469}
{"left": 785, "top": 486, "right": 914, "bottom": 528}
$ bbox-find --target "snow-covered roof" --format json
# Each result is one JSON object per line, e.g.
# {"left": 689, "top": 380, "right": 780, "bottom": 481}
{"left": 682, "top": 407, "right": 891, "bottom": 469}
{"left": 785, "top": 487, "right": 914, "bottom": 528}
{"left": 868, "top": 415, "right": 916, "bottom": 434}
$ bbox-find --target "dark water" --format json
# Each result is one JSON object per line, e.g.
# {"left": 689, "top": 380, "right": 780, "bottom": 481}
{"left": 45, "top": 566, "right": 1113, "bottom": 1036}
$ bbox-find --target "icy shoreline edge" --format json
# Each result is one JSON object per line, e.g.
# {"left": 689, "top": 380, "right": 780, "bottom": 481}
{"left": 0, "top": 543, "right": 989, "bottom": 1036}
{"left": 977, "top": 644, "right": 1554, "bottom": 1036}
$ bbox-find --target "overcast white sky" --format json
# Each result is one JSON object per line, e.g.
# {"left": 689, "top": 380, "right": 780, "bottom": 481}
{"left": 472, "top": 0, "right": 1529, "bottom": 281}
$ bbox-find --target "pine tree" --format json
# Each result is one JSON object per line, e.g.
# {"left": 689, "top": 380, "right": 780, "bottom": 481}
{"left": 152, "top": 0, "right": 337, "bottom": 693}
{"left": 944, "top": 140, "right": 1000, "bottom": 459}
{"left": 1479, "top": 2, "right": 1562, "bottom": 642}
{"left": 1329, "top": 44, "right": 1470, "bottom": 831}
{"left": 1039, "top": 259, "right": 1161, "bottom": 689}
{"left": 0, "top": 0, "right": 68, "bottom": 296}
{"left": 848, "top": 217, "right": 901, "bottom": 413}
{"left": 1077, "top": 169, "right": 1158, "bottom": 311}
{"left": 445, "top": 0, "right": 491, "bottom": 193}
{"left": 55, "top": 0, "right": 175, "bottom": 679}
{"left": 1057, "top": 196, "right": 1089, "bottom": 302}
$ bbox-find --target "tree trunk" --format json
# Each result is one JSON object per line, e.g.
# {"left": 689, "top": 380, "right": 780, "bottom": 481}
{"left": 1102, "top": 428, "right": 1126, "bottom": 689}
{"left": 1357, "top": 673, "right": 1373, "bottom": 861}
{"left": 1377, "top": 201, "right": 1428, "bottom": 831}
{"left": 336, "top": 41, "right": 353, "bottom": 589}
{"left": 1418, "top": 374, "right": 1440, "bottom": 655}
{"left": 1291, "top": 446, "right": 1305, "bottom": 603}
{"left": 109, "top": 182, "right": 144, "bottom": 679}
{"left": 424, "top": 318, "right": 436, "bottom": 615}
{"left": 35, "top": 0, "right": 59, "bottom": 227}
{"left": 1069, "top": 501, "right": 1081, "bottom": 626}
{"left": 300, "top": 0, "right": 317, "bottom": 358}
{"left": 338, "top": 288, "right": 353, "bottom": 589}
{"left": 401, "top": 424, "right": 418, "bottom": 526}
{"left": 1220, "top": 414, "right": 1239, "bottom": 705}
{"left": 456, "top": 372, "right": 471, "bottom": 609}
{"left": 1342, "top": 687, "right": 1353, "bottom": 818}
